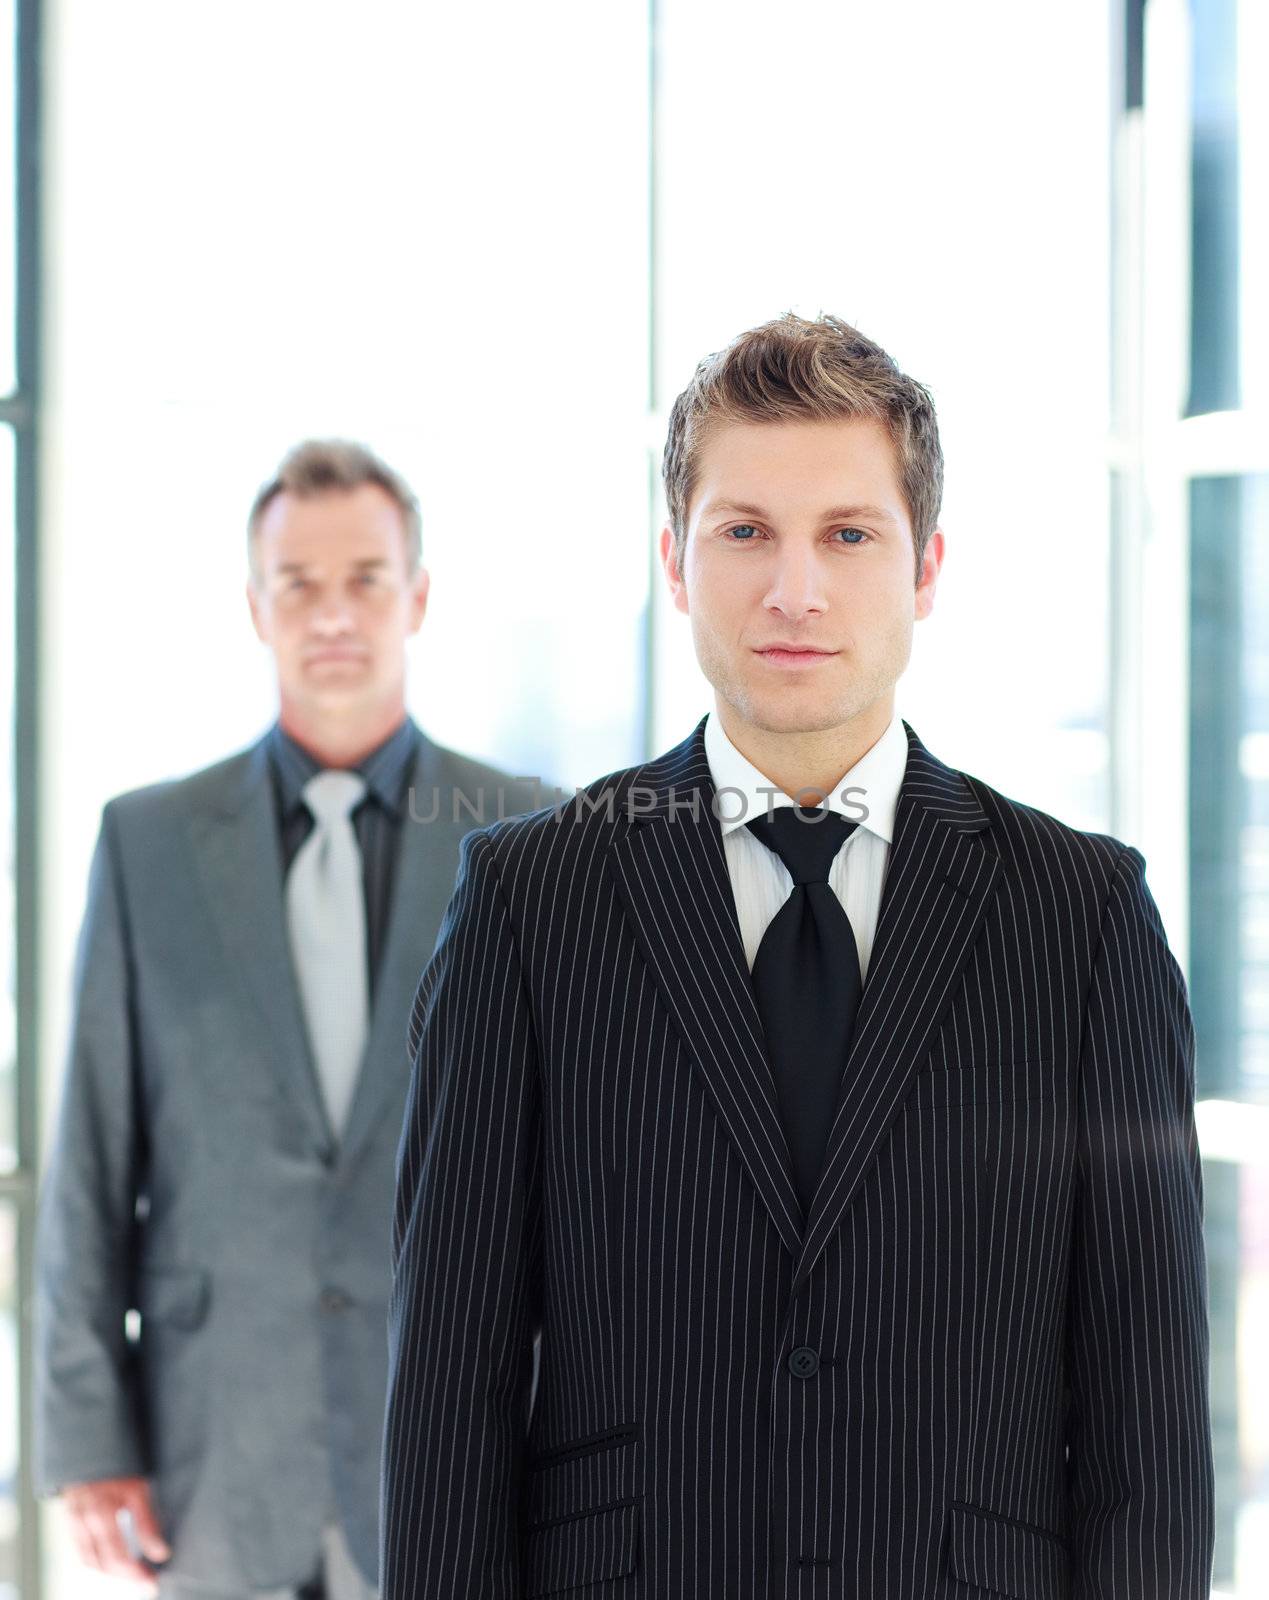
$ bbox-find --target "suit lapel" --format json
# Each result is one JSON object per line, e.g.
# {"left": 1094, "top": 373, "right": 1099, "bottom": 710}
{"left": 339, "top": 732, "right": 468, "bottom": 1165}
{"left": 788, "top": 721, "right": 1001, "bottom": 1301}
{"left": 607, "top": 720, "right": 804, "bottom": 1260}
{"left": 187, "top": 736, "right": 334, "bottom": 1157}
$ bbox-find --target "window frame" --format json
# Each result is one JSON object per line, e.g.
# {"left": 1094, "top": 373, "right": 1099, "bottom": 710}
{"left": 0, "top": 0, "right": 43, "bottom": 1595}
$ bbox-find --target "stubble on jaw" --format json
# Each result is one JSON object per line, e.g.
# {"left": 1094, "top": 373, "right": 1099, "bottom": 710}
{"left": 694, "top": 613, "right": 914, "bottom": 745}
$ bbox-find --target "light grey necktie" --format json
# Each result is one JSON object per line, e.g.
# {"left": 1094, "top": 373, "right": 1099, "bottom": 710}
{"left": 285, "top": 770, "right": 369, "bottom": 1140}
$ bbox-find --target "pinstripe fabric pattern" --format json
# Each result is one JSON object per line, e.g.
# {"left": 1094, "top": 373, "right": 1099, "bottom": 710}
{"left": 382, "top": 716, "right": 1214, "bottom": 1599}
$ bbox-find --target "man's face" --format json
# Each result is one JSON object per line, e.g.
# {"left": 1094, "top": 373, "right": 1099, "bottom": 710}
{"left": 659, "top": 415, "right": 942, "bottom": 741}
{"left": 247, "top": 484, "right": 429, "bottom": 722}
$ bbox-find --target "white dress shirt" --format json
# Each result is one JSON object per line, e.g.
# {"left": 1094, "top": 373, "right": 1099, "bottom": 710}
{"left": 703, "top": 707, "right": 910, "bottom": 984}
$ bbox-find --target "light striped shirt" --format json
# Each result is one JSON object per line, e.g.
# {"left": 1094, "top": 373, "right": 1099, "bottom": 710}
{"left": 703, "top": 706, "right": 909, "bottom": 983}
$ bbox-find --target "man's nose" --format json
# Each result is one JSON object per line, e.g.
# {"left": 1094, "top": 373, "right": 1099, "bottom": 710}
{"left": 765, "top": 544, "right": 828, "bottom": 616}
{"left": 309, "top": 598, "right": 356, "bottom": 634}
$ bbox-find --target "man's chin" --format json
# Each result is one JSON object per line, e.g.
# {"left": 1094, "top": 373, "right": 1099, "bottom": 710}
{"left": 300, "top": 663, "right": 373, "bottom": 696}
{"left": 728, "top": 689, "right": 858, "bottom": 739}
{"left": 293, "top": 677, "right": 374, "bottom": 715}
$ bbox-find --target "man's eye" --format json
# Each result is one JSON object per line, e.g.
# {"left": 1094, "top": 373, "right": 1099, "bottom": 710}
{"left": 724, "top": 524, "right": 869, "bottom": 544}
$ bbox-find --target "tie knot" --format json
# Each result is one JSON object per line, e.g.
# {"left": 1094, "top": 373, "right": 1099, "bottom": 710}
{"left": 745, "top": 805, "right": 857, "bottom": 885}
{"left": 302, "top": 769, "right": 367, "bottom": 826}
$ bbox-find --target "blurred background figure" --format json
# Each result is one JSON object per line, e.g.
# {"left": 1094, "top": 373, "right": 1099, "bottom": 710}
{"left": 0, "top": 0, "right": 1264, "bottom": 1596}
{"left": 31, "top": 441, "right": 539, "bottom": 1598}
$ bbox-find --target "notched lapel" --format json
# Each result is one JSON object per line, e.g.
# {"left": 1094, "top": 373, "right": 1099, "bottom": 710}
{"left": 186, "top": 738, "right": 334, "bottom": 1158}
{"left": 607, "top": 721, "right": 804, "bottom": 1260}
{"left": 788, "top": 723, "right": 1002, "bottom": 1304}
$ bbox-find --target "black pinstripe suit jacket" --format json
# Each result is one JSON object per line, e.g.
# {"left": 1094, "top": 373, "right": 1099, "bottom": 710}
{"left": 382, "top": 716, "right": 1214, "bottom": 1600}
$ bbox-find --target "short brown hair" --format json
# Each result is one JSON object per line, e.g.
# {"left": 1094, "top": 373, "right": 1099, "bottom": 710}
{"left": 662, "top": 312, "right": 942, "bottom": 583}
{"left": 247, "top": 438, "right": 422, "bottom": 577}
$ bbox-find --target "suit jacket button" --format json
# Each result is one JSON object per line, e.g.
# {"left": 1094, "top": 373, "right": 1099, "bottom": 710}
{"left": 788, "top": 1346, "right": 819, "bottom": 1378}
{"left": 320, "top": 1287, "right": 351, "bottom": 1313}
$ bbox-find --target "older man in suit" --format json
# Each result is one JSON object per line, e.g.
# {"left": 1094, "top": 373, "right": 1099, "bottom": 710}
{"left": 382, "top": 315, "right": 1215, "bottom": 1599}
{"left": 34, "top": 440, "right": 541, "bottom": 1598}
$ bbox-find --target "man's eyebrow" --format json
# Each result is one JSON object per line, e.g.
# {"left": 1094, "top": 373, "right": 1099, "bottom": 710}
{"left": 704, "top": 499, "right": 900, "bottom": 526}
{"left": 273, "top": 556, "right": 390, "bottom": 574}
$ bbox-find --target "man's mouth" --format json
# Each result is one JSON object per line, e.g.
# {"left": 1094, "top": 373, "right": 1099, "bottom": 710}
{"left": 754, "top": 645, "right": 838, "bottom": 665}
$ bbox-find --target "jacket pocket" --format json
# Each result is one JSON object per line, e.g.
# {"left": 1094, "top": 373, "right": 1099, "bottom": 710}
{"left": 136, "top": 1267, "right": 213, "bottom": 1479}
{"left": 524, "top": 1500, "right": 639, "bottom": 1597}
{"left": 945, "top": 1501, "right": 1069, "bottom": 1600}
{"left": 527, "top": 1423, "right": 638, "bottom": 1527}
{"left": 136, "top": 1265, "right": 211, "bottom": 1329}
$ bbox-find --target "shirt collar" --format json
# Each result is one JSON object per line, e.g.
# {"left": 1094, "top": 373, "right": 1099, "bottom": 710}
{"left": 703, "top": 706, "right": 908, "bottom": 844}
{"left": 266, "top": 714, "right": 419, "bottom": 821}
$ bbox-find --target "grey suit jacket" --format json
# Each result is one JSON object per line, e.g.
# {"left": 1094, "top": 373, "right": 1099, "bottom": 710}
{"left": 34, "top": 723, "right": 541, "bottom": 1591}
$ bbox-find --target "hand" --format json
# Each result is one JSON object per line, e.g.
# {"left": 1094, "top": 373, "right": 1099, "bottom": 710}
{"left": 62, "top": 1476, "right": 171, "bottom": 1593}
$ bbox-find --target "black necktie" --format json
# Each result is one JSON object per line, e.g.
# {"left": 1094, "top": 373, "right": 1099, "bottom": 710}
{"left": 744, "top": 805, "right": 862, "bottom": 1217}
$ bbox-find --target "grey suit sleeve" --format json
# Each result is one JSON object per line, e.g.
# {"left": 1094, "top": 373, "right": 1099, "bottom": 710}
{"left": 34, "top": 802, "right": 148, "bottom": 1492}
{"left": 1065, "top": 844, "right": 1215, "bottom": 1596}
{"left": 381, "top": 826, "right": 543, "bottom": 1599}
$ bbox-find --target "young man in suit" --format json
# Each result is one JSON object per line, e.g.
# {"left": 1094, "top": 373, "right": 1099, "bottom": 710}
{"left": 34, "top": 441, "right": 541, "bottom": 1598}
{"left": 382, "top": 316, "right": 1215, "bottom": 1598}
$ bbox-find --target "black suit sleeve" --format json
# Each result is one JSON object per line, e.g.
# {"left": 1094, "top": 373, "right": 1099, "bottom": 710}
{"left": 381, "top": 826, "right": 544, "bottom": 1599}
{"left": 1065, "top": 844, "right": 1215, "bottom": 1596}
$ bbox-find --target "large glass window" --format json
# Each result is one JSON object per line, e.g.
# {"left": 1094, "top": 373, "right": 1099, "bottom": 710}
{"left": 1124, "top": 0, "right": 1269, "bottom": 1592}
{"left": 1191, "top": 471, "right": 1269, "bottom": 1595}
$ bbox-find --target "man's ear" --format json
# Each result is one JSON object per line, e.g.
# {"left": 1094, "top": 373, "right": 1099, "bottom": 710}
{"left": 407, "top": 566, "right": 430, "bottom": 634}
{"left": 914, "top": 526, "right": 944, "bottom": 621}
{"left": 658, "top": 525, "right": 689, "bottom": 615}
